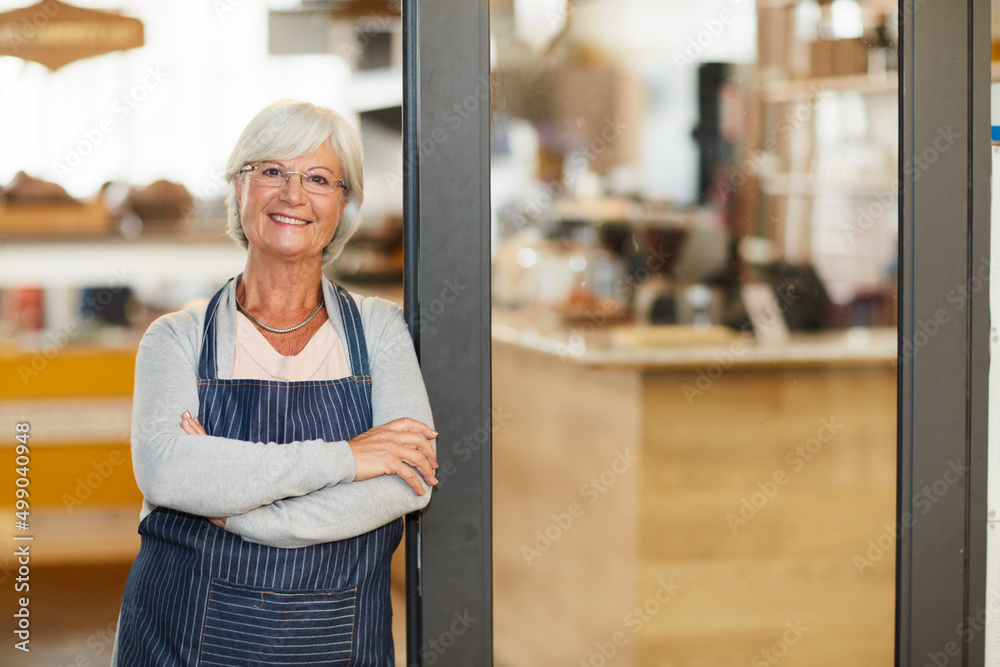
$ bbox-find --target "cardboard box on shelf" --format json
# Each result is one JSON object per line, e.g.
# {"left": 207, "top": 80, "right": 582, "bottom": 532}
{"left": 831, "top": 37, "right": 870, "bottom": 76}
{"left": 810, "top": 38, "right": 870, "bottom": 79}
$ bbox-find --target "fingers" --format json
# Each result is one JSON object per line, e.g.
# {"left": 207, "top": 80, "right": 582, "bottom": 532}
{"left": 381, "top": 430, "right": 439, "bottom": 481}
{"left": 349, "top": 422, "right": 440, "bottom": 494}
{"left": 181, "top": 410, "right": 207, "bottom": 436}
{"left": 360, "top": 444, "right": 438, "bottom": 493}
{"left": 397, "top": 445, "right": 438, "bottom": 488}
{"left": 382, "top": 417, "right": 438, "bottom": 441}
{"left": 391, "top": 462, "right": 426, "bottom": 495}
{"left": 377, "top": 420, "right": 439, "bottom": 468}
{"left": 389, "top": 430, "right": 439, "bottom": 470}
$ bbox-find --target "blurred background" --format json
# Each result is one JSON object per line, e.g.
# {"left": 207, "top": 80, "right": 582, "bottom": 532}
{"left": 488, "top": 1, "right": 899, "bottom": 665}
{"left": 0, "top": 0, "right": 407, "bottom": 664}
{"left": 0, "top": 0, "right": 910, "bottom": 665}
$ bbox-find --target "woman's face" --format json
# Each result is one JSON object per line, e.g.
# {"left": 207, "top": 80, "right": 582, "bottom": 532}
{"left": 236, "top": 141, "right": 349, "bottom": 265}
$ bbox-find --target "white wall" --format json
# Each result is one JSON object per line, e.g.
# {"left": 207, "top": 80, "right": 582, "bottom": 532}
{"left": 0, "top": 0, "right": 363, "bottom": 200}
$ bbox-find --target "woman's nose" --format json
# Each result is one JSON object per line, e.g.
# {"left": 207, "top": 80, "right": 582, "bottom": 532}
{"left": 279, "top": 173, "right": 308, "bottom": 201}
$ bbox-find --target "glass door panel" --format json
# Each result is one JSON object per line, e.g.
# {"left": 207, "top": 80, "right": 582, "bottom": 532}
{"left": 490, "top": 1, "right": 898, "bottom": 664}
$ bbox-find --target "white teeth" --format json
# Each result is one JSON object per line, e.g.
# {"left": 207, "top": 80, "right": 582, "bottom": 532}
{"left": 271, "top": 214, "right": 309, "bottom": 225}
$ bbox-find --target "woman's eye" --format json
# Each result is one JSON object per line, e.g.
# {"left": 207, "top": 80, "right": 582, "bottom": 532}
{"left": 262, "top": 167, "right": 283, "bottom": 177}
{"left": 308, "top": 174, "right": 330, "bottom": 186}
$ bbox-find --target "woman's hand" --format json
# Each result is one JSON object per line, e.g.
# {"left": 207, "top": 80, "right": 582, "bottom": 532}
{"left": 180, "top": 411, "right": 227, "bottom": 528}
{"left": 181, "top": 410, "right": 206, "bottom": 435}
{"left": 348, "top": 418, "right": 439, "bottom": 495}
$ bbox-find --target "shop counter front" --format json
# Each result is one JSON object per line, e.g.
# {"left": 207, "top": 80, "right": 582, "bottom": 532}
{"left": 491, "top": 312, "right": 897, "bottom": 667}
{"left": 0, "top": 343, "right": 144, "bottom": 569}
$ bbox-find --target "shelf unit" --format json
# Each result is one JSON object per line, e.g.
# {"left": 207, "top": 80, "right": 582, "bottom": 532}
{"left": 760, "top": 171, "right": 898, "bottom": 197}
{"left": 761, "top": 71, "right": 897, "bottom": 103}
{"left": 752, "top": 0, "right": 898, "bottom": 312}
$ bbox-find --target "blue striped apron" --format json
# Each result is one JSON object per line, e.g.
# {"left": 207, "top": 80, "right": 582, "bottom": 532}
{"left": 117, "top": 280, "right": 402, "bottom": 666}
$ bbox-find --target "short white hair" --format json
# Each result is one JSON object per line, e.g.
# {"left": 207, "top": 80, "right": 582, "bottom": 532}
{"left": 225, "top": 99, "right": 364, "bottom": 264}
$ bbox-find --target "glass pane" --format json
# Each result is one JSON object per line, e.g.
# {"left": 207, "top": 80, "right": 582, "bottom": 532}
{"left": 490, "top": 1, "right": 897, "bottom": 664}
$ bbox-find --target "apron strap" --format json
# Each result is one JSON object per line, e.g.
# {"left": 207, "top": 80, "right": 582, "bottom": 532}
{"left": 333, "top": 283, "right": 371, "bottom": 378}
{"left": 197, "top": 279, "right": 231, "bottom": 381}
{"left": 198, "top": 279, "right": 369, "bottom": 381}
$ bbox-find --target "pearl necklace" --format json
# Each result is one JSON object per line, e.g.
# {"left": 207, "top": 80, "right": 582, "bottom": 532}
{"left": 235, "top": 293, "right": 325, "bottom": 334}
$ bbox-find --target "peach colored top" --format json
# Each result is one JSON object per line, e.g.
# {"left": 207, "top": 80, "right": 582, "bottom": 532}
{"left": 232, "top": 311, "right": 352, "bottom": 381}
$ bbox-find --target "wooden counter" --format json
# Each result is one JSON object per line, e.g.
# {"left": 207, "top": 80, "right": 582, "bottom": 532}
{"left": 492, "top": 316, "right": 896, "bottom": 666}
{"left": 0, "top": 308, "right": 898, "bottom": 664}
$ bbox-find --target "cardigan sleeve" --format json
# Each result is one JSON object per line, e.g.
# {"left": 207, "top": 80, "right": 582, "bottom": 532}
{"left": 130, "top": 308, "right": 357, "bottom": 518}
{"left": 222, "top": 297, "right": 436, "bottom": 547}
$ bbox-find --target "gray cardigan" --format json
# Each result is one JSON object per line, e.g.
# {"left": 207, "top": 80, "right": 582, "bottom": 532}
{"left": 129, "top": 275, "right": 434, "bottom": 548}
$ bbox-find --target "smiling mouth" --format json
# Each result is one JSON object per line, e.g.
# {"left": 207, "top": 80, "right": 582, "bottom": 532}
{"left": 270, "top": 214, "right": 311, "bottom": 226}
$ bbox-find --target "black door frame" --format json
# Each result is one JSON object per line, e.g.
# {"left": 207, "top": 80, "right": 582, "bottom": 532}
{"left": 402, "top": 0, "right": 993, "bottom": 664}
{"left": 896, "top": 0, "right": 990, "bottom": 664}
{"left": 402, "top": 1, "right": 493, "bottom": 666}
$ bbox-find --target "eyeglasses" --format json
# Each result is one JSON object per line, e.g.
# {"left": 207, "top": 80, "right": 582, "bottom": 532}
{"left": 240, "top": 163, "right": 348, "bottom": 196}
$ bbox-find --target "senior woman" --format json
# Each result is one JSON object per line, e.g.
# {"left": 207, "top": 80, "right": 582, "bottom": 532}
{"left": 112, "top": 100, "right": 438, "bottom": 666}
